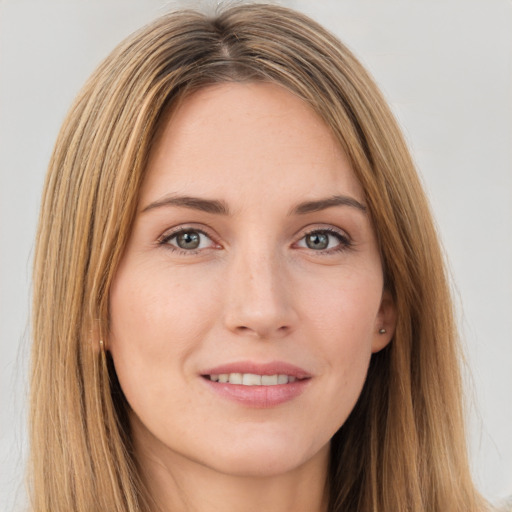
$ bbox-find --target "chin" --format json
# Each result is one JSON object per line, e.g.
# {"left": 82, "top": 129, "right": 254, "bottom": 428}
{"left": 197, "top": 434, "right": 330, "bottom": 478}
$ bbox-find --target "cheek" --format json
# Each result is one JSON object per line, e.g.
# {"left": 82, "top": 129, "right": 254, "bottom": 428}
{"left": 110, "top": 260, "right": 218, "bottom": 346}
{"left": 300, "top": 264, "right": 383, "bottom": 341}
{"left": 108, "top": 261, "right": 220, "bottom": 403}
{"left": 297, "top": 268, "right": 382, "bottom": 418}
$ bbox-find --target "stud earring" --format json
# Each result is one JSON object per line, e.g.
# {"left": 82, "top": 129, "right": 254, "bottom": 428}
{"left": 378, "top": 328, "right": 387, "bottom": 334}
{"left": 99, "top": 339, "right": 106, "bottom": 351}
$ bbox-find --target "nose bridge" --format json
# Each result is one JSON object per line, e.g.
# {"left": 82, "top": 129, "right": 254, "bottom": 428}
{"left": 223, "top": 238, "right": 296, "bottom": 338}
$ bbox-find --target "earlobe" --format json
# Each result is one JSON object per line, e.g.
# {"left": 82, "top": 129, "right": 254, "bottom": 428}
{"left": 372, "top": 290, "right": 397, "bottom": 353}
{"left": 89, "top": 321, "right": 107, "bottom": 354}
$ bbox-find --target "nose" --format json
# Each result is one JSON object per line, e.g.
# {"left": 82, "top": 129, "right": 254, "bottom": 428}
{"left": 222, "top": 247, "right": 298, "bottom": 340}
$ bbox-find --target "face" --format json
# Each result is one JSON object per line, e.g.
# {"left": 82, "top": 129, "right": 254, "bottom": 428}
{"left": 109, "top": 82, "right": 395, "bottom": 478}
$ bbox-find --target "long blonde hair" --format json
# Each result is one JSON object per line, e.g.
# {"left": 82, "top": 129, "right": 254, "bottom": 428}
{"left": 31, "top": 3, "right": 486, "bottom": 511}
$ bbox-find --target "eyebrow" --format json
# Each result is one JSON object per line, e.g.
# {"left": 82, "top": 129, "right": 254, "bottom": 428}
{"left": 141, "top": 193, "right": 367, "bottom": 216}
{"left": 290, "top": 195, "right": 367, "bottom": 215}
{"left": 141, "top": 195, "right": 230, "bottom": 215}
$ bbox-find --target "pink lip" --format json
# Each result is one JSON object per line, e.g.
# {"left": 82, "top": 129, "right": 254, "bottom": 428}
{"left": 201, "top": 361, "right": 311, "bottom": 379}
{"left": 200, "top": 361, "right": 312, "bottom": 408}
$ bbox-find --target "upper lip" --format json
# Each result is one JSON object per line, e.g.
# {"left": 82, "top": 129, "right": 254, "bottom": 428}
{"left": 201, "top": 361, "right": 312, "bottom": 379}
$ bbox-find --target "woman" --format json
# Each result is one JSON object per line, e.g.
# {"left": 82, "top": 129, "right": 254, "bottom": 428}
{"left": 30, "top": 3, "right": 488, "bottom": 511}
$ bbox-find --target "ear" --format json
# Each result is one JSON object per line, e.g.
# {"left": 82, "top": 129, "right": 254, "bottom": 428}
{"left": 372, "top": 289, "right": 396, "bottom": 353}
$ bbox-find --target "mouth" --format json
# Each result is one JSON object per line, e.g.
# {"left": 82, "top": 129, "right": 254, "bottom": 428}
{"left": 204, "top": 373, "right": 301, "bottom": 385}
{"left": 200, "top": 362, "right": 311, "bottom": 407}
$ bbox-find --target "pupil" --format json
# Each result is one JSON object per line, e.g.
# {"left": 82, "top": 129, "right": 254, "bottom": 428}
{"left": 306, "top": 232, "right": 328, "bottom": 250}
{"left": 177, "top": 231, "right": 200, "bottom": 249}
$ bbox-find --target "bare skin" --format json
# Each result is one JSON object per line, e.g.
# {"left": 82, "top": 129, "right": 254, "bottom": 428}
{"left": 109, "top": 82, "right": 396, "bottom": 512}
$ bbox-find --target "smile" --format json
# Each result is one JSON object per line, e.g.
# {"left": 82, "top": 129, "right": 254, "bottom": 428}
{"left": 200, "top": 361, "right": 312, "bottom": 407}
{"left": 207, "top": 373, "right": 298, "bottom": 385}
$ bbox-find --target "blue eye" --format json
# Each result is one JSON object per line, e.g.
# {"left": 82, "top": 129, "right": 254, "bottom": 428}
{"left": 162, "top": 229, "right": 214, "bottom": 251}
{"left": 297, "top": 229, "right": 350, "bottom": 252}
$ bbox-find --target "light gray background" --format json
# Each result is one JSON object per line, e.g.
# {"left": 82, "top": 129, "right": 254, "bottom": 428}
{"left": 1, "top": 0, "right": 511, "bottom": 510}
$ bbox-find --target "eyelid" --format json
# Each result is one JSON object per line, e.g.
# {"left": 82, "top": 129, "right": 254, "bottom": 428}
{"left": 294, "top": 224, "right": 351, "bottom": 240}
{"left": 157, "top": 224, "right": 221, "bottom": 250}
{"left": 156, "top": 223, "right": 352, "bottom": 255}
{"left": 293, "top": 225, "right": 352, "bottom": 252}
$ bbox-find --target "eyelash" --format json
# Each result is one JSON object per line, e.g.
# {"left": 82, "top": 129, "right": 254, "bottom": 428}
{"left": 157, "top": 227, "right": 219, "bottom": 255}
{"left": 157, "top": 226, "right": 352, "bottom": 255}
{"left": 296, "top": 227, "right": 352, "bottom": 254}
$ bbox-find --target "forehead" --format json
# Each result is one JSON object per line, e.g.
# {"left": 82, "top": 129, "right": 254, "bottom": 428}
{"left": 141, "top": 82, "right": 364, "bottom": 209}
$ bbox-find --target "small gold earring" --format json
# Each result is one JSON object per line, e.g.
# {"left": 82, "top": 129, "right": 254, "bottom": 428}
{"left": 378, "top": 328, "right": 386, "bottom": 334}
{"left": 99, "top": 339, "right": 106, "bottom": 351}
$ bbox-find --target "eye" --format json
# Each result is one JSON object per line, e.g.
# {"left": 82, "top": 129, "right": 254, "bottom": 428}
{"left": 296, "top": 229, "right": 350, "bottom": 252}
{"left": 160, "top": 228, "right": 216, "bottom": 252}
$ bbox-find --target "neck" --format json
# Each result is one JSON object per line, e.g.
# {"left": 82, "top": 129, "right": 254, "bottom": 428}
{"left": 132, "top": 421, "right": 330, "bottom": 512}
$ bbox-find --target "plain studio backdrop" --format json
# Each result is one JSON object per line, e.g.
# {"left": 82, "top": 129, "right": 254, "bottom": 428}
{"left": 0, "top": 0, "right": 511, "bottom": 509}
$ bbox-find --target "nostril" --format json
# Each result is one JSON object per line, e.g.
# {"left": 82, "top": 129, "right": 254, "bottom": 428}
{"left": 233, "top": 323, "right": 291, "bottom": 338}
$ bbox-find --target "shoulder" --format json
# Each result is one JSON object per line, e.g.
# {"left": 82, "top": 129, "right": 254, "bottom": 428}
{"left": 496, "top": 496, "right": 512, "bottom": 512}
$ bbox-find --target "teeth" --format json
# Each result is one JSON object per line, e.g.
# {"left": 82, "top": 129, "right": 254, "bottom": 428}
{"left": 208, "top": 373, "right": 298, "bottom": 386}
{"left": 229, "top": 373, "right": 243, "bottom": 385}
{"left": 261, "top": 374, "right": 278, "bottom": 385}
{"left": 242, "top": 373, "right": 261, "bottom": 386}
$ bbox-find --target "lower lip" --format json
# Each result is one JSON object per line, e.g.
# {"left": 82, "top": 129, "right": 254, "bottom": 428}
{"left": 202, "top": 378, "right": 310, "bottom": 408}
